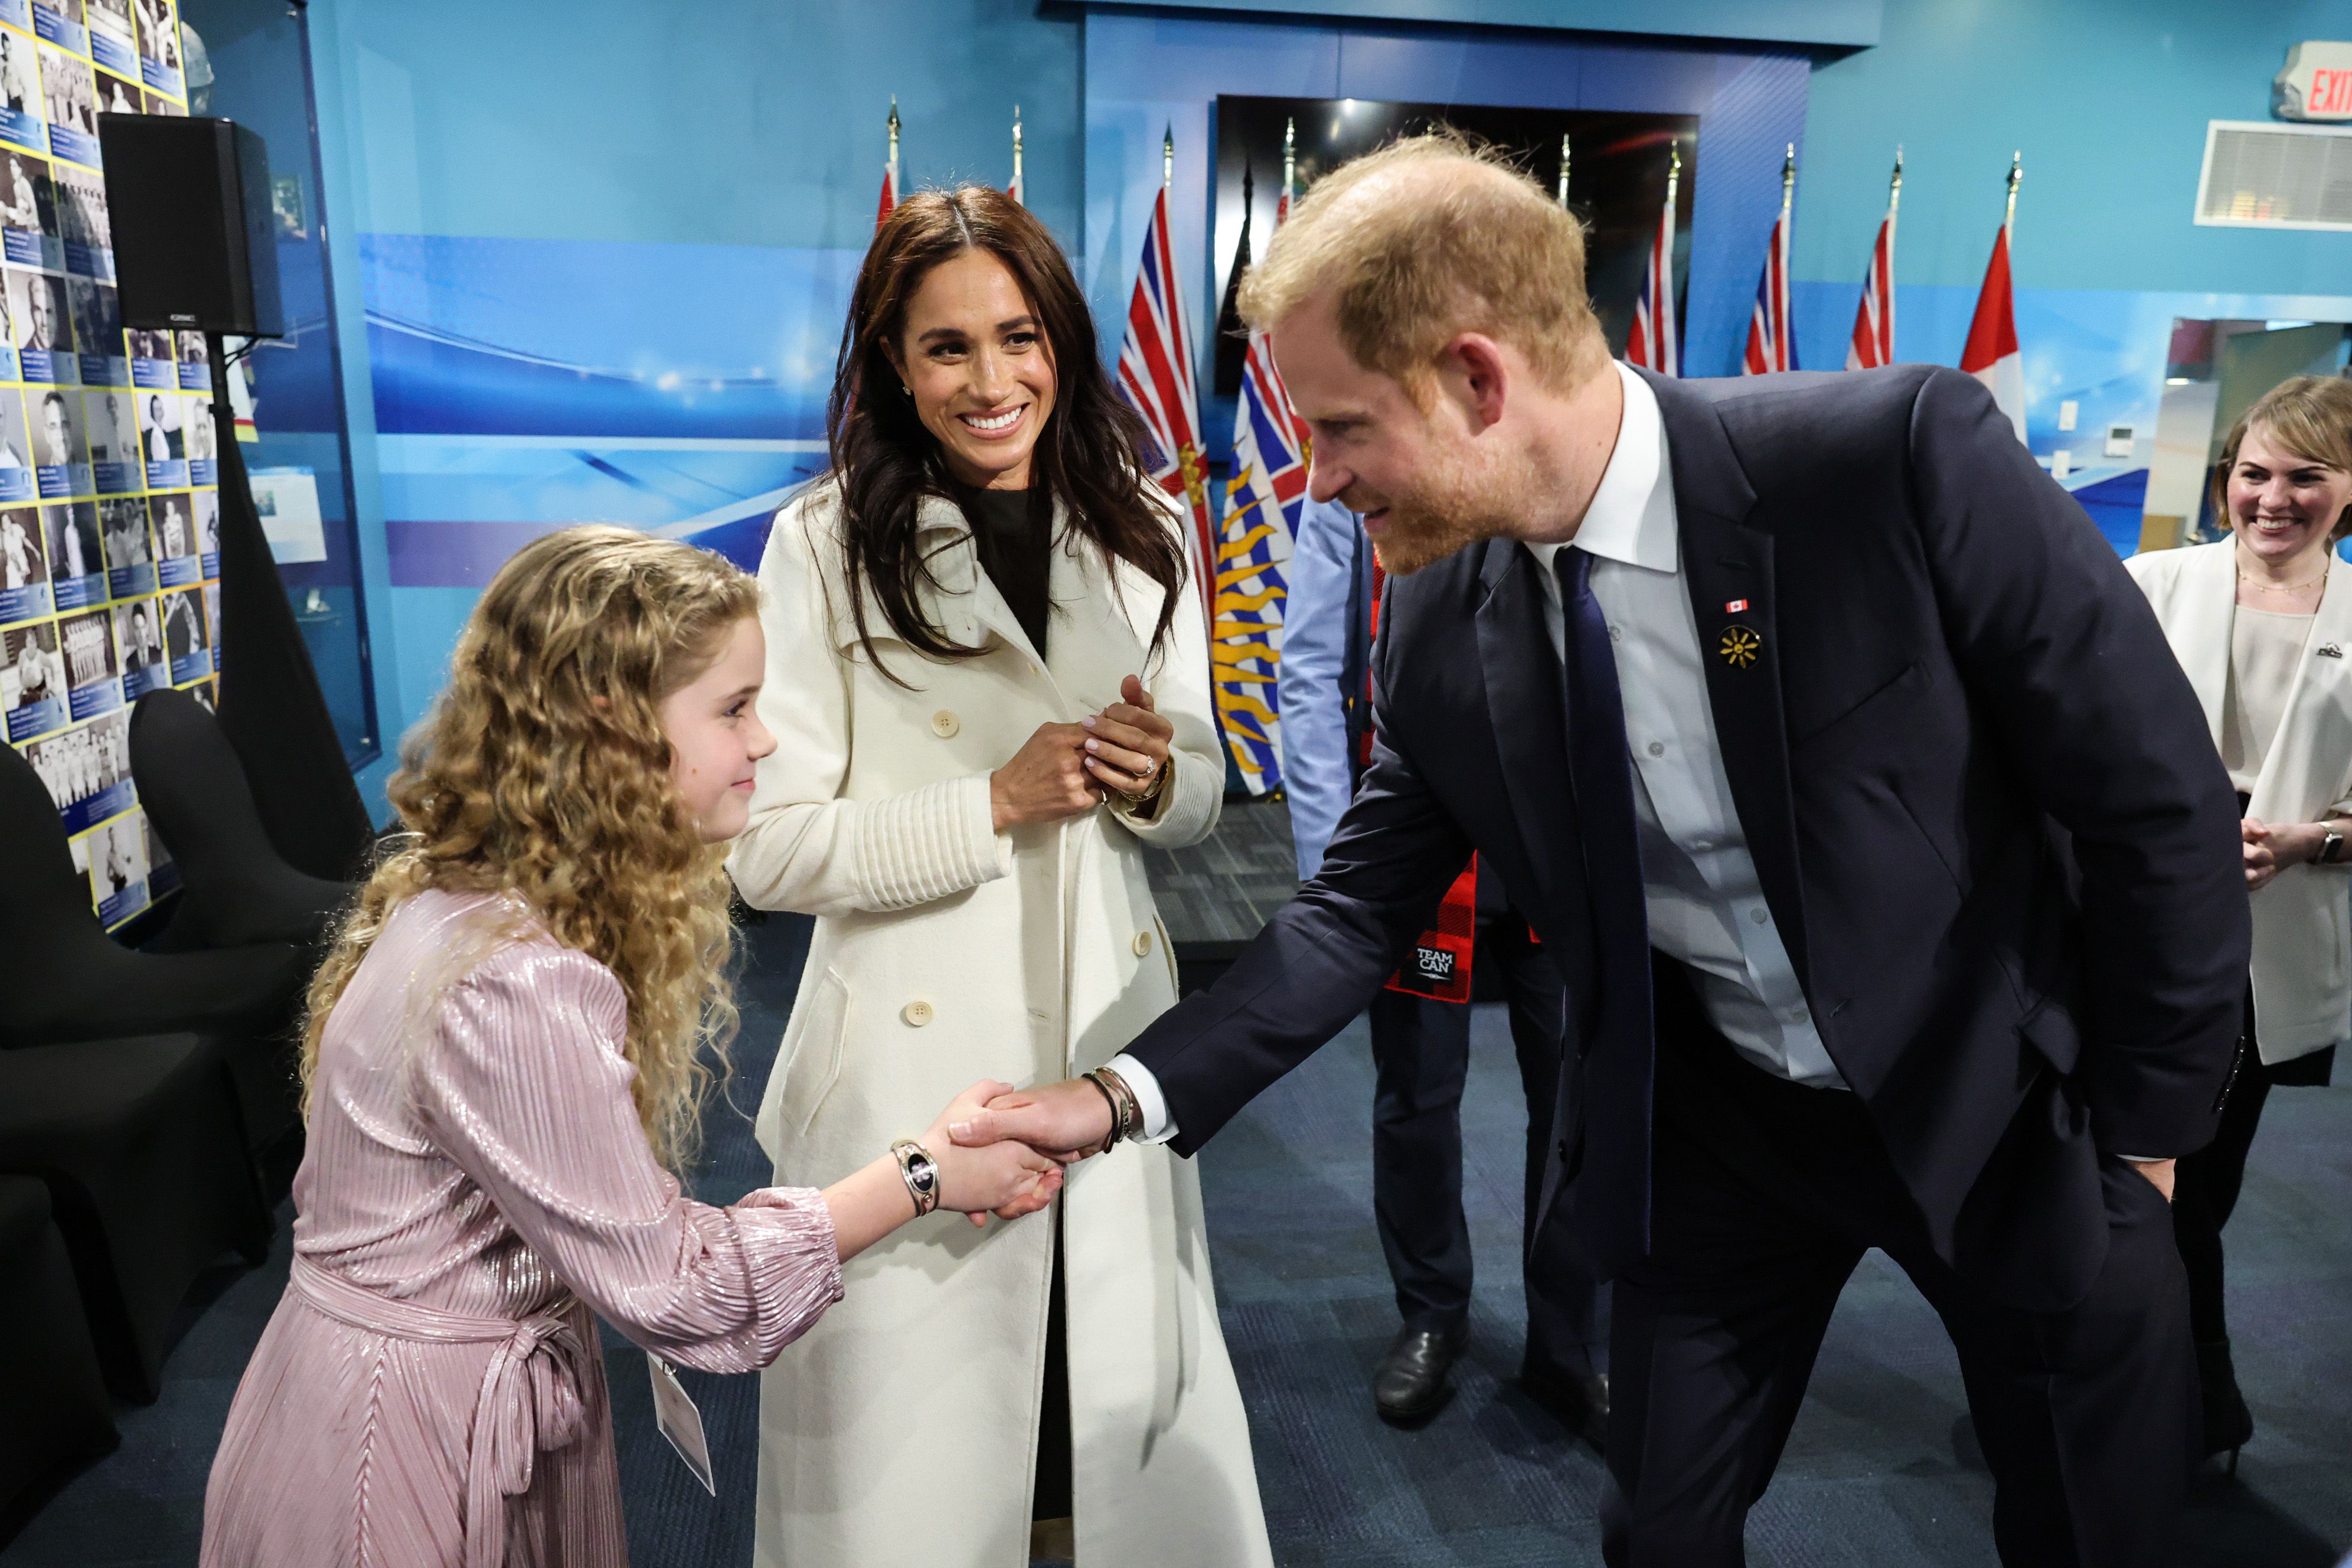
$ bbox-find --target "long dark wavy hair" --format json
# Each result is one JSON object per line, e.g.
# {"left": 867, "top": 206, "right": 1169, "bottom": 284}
{"left": 827, "top": 185, "right": 1185, "bottom": 681}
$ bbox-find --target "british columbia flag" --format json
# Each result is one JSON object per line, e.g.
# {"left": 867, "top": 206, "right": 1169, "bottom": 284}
{"left": 1116, "top": 184, "right": 1217, "bottom": 625}
{"left": 1216, "top": 191, "right": 1305, "bottom": 795}
{"left": 1623, "top": 185, "right": 1678, "bottom": 376}
{"left": 1847, "top": 156, "right": 1899, "bottom": 370}
{"left": 1743, "top": 147, "right": 1797, "bottom": 376}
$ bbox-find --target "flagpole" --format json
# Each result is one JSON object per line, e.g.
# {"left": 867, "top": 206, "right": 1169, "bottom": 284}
{"left": 1163, "top": 123, "right": 1174, "bottom": 192}
{"left": 1281, "top": 117, "right": 1295, "bottom": 207}
{"left": 1889, "top": 145, "right": 1905, "bottom": 218}
{"left": 1666, "top": 138, "right": 1681, "bottom": 215}
{"left": 2003, "top": 149, "right": 2021, "bottom": 232}
{"left": 1011, "top": 104, "right": 1023, "bottom": 195}
{"left": 1779, "top": 141, "right": 1795, "bottom": 221}
{"left": 1557, "top": 132, "right": 1570, "bottom": 208}
{"left": 887, "top": 95, "right": 900, "bottom": 190}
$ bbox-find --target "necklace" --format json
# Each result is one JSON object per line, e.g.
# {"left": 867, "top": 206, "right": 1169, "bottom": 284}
{"left": 2237, "top": 557, "right": 2331, "bottom": 594}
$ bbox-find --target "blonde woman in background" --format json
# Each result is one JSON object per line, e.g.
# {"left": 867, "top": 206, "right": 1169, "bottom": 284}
{"left": 2125, "top": 373, "right": 2352, "bottom": 1467}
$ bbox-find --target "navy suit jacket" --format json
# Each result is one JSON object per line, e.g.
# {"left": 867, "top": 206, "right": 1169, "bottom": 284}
{"left": 1126, "top": 364, "right": 2249, "bottom": 1311}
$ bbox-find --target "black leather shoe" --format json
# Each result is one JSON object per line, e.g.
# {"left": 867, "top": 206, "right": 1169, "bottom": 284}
{"left": 1521, "top": 1358, "right": 1609, "bottom": 1452}
{"left": 1374, "top": 1322, "right": 1468, "bottom": 1424}
{"left": 2196, "top": 1338, "right": 2254, "bottom": 1472}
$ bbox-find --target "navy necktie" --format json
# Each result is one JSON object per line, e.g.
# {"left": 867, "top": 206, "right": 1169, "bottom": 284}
{"left": 1554, "top": 547, "right": 1654, "bottom": 1273}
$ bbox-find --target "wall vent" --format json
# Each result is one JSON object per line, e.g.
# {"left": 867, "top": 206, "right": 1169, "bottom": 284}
{"left": 2197, "top": 120, "right": 2352, "bottom": 230}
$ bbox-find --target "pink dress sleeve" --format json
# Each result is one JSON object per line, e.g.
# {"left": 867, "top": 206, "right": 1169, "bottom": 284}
{"left": 411, "top": 940, "right": 844, "bottom": 1374}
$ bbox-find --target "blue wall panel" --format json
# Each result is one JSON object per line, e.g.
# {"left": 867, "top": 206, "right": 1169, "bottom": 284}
{"left": 293, "top": 0, "right": 2352, "bottom": 762}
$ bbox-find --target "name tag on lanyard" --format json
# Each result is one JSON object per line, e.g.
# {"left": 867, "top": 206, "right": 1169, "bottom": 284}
{"left": 648, "top": 1355, "right": 717, "bottom": 1496}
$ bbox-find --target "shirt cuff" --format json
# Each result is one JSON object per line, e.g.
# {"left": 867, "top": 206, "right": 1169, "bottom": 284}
{"left": 1108, "top": 1052, "right": 1177, "bottom": 1142}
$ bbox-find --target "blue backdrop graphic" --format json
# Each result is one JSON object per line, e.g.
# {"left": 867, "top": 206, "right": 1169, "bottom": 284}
{"left": 361, "top": 234, "right": 859, "bottom": 586}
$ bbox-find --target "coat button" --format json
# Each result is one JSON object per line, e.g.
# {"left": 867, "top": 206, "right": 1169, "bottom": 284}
{"left": 931, "top": 710, "right": 959, "bottom": 738}
{"left": 901, "top": 999, "right": 935, "bottom": 1027}
{"left": 1132, "top": 930, "right": 1154, "bottom": 956}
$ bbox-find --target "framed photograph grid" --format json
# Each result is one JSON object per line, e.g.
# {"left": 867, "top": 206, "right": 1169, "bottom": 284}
{"left": 0, "top": 0, "right": 206, "bottom": 931}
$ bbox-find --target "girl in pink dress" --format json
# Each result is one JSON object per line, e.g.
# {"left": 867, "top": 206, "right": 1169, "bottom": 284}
{"left": 200, "top": 527, "right": 1061, "bottom": 1567}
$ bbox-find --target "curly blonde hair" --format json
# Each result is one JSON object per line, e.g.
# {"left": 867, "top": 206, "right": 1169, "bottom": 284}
{"left": 300, "top": 525, "right": 760, "bottom": 1172}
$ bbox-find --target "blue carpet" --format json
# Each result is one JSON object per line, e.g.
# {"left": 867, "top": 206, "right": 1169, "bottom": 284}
{"left": 6, "top": 910, "right": 2350, "bottom": 1565}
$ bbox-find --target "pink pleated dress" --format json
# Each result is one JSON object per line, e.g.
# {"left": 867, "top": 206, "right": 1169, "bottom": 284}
{"left": 201, "top": 888, "right": 845, "bottom": 1567}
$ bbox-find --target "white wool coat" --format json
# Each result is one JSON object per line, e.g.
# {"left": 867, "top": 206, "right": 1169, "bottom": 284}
{"left": 727, "top": 479, "right": 1273, "bottom": 1568}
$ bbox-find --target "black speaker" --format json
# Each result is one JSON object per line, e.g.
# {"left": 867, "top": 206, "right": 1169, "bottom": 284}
{"left": 97, "top": 113, "right": 283, "bottom": 339}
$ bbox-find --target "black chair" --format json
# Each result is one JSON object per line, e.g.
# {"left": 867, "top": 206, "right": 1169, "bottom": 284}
{"left": 0, "top": 739, "right": 311, "bottom": 1159}
{"left": 0, "top": 1174, "right": 116, "bottom": 1546}
{"left": 130, "top": 687, "right": 352, "bottom": 953}
{"left": 0, "top": 1034, "right": 270, "bottom": 1402}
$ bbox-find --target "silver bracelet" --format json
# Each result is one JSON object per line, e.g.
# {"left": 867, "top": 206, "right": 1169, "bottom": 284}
{"left": 891, "top": 1138, "right": 941, "bottom": 1217}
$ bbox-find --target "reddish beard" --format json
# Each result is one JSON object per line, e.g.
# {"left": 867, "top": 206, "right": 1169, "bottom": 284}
{"left": 1351, "top": 441, "right": 1533, "bottom": 577}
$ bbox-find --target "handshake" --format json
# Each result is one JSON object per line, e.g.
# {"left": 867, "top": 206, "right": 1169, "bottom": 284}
{"left": 912, "top": 1075, "right": 1136, "bottom": 1224}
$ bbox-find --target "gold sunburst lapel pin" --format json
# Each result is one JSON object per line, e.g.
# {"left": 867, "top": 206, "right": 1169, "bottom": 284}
{"left": 1719, "top": 625, "right": 1762, "bottom": 669}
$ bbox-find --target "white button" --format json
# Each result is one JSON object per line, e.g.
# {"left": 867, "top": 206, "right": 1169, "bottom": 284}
{"left": 901, "top": 999, "right": 935, "bottom": 1027}
{"left": 1784, "top": 1004, "right": 1809, "bottom": 1024}
{"left": 930, "top": 710, "right": 959, "bottom": 738}
{"left": 1749, "top": 907, "right": 1768, "bottom": 925}
{"left": 1132, "top": 930, "right": 1154, "bottom": 957}
{"left": 1689, "top": 837, "right": 1713, "bottom": 852}
{"left": 1608, "top": 625, "right": 1622, "bottom": 643}
{"left": 1647, "top": 741, "right": 1665, "bottom": 757}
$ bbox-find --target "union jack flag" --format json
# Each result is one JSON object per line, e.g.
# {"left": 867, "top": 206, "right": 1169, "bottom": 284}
{"left": 1624, "top": 169, "right": 1678, "bottom": 377}
{"left": 1216, "top": 190, "right": 1305, "bottom": 795}
{"left": 1116, "top": 182, "right": 1216, "bottom": 624}
{"left": 1743, "top": 146, "right": 1797, "bottom": 376}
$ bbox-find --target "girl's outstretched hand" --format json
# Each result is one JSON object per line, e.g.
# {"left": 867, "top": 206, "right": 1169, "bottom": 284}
{"left": 926, "top": 1080, "right": 1064, "bottom": 1226}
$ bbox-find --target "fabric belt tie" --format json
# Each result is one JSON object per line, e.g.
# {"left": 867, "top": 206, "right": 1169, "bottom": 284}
{"left": 289, "top": 1254, "right": 589, "bottom": 1568}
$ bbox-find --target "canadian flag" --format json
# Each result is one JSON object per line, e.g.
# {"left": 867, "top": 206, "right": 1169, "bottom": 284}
{"left": 1008, "top": 105, "right": 1024, "bottom": 206}
{"left": 1960, "top": 222, "right": 2025, "bottom": 442}
{"left": 876, "top": 99, "right": 901, "bottom": 235}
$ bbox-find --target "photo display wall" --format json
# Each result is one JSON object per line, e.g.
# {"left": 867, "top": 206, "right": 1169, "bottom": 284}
{"left": 0, "top": 0, "right": 214, "bottom": 931}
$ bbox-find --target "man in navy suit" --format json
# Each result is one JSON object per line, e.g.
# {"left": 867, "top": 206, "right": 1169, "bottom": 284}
{"left": 955, "top": 136, "right": 2245, "bottom": 1564}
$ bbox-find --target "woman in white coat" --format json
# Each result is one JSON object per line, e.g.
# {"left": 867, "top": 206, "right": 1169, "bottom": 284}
{"left": 2125, "top": 374, "right": 2352, "bottom": 1466}
{"left": 727, "top": 187, "right": 1273, "bottom": 1568}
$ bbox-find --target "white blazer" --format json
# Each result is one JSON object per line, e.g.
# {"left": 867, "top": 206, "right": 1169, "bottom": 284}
{"left": 2125, "top": 540, "right": 2352, "bottom": 1061}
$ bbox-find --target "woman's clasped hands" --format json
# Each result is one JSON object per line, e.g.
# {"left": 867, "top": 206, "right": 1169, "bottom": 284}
{"left": 988, "top": 674, "right": 1174, "bottom": 832}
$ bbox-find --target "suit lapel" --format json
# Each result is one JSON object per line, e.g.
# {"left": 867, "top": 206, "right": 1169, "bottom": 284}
{"left": 1648, "top": 373, "right": 1812, "bottom": 989}
{"left": 1474, "top": 538, "right": 1576, "bottom": 911}
{"left": 2172, "top": 541, "right": 2236, "bottom": 753}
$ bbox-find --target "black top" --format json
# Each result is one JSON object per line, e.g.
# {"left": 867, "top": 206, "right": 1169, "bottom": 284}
{"left": 959, "top": 485, "right": 1051, "bottom": 659}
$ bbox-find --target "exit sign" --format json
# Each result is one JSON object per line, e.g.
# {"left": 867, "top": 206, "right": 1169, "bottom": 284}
{"left": 2276, "top": 41, "right": 2352, "bottom": 120}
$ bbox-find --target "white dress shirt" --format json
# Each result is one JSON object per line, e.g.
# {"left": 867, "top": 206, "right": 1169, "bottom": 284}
{"left": 1109, "top": 364, "right": 1840, "bottom": 1142}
